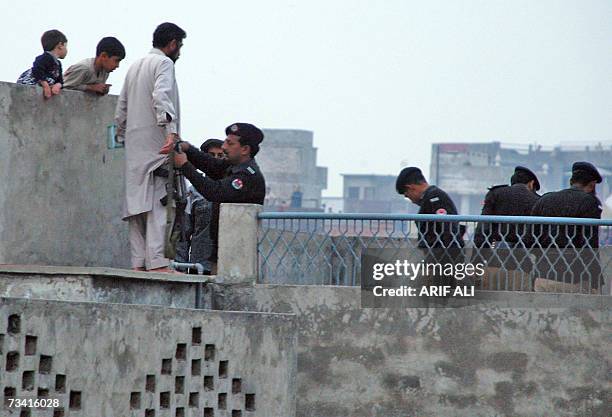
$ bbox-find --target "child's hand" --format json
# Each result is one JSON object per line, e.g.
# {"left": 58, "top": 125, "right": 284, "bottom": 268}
{"left": 88, "top": 83, "right": 109, "bottom": 95}
{"left": 42, "top": 84, "right": 52, "bottom": 99}
{"left": 51, "top": 83, "right": 62, "bottom": 95}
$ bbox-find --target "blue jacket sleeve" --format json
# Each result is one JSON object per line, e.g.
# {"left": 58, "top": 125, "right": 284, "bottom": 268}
{"left": 31, "top": 54, "right": 54, "bottom": 82}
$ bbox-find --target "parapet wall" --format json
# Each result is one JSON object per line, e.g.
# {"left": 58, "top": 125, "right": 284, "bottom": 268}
{"left": 0, "top": 82, "right": 127, "bottom": 268}
{"left": 218, "top": 285, "right": 611, "bottom": 417}
{"left": 0, "top": 297, "right": 297, "bottom": 417}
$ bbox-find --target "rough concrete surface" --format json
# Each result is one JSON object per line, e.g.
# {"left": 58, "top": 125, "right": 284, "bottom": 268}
{"left": 0, "top": 297, "right": 297, "bottom": 416}
{"left": 218, "top": 285, "right": 611, "bottom": 417}
{"left": 0, "top": 82, "right": 128, "bottom": 268}
{"left": 0, "top": 265, "right": 212, "bottom": 308}
{"left": 217, "top": 204, "right": 262, "bottom": 284}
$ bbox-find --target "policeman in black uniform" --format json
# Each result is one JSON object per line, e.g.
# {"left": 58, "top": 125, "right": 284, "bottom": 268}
{"left": 530, "top": 161, "right": 603, "bottom": 292}
{"left": 474, "top": 165, "right": 540, "bottom": 246}
{"left": 472, "top": 166, "right": 541, "bottom": 290}
{"left": 396, "top": 167, "right": 465, "bottom": 289}
{"left": 174, "top": 123, "right": 266, "bottom": 204}
{"left": 396, "top": 167, "right": 463, "bottom": 248}
{"left": 174, "top": 122, "right": 266, "bottom": 271}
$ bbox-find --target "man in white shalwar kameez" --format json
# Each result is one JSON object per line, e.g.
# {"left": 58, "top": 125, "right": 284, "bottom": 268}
{"left": 114, "top": 22, "right": 186, "bottom": 271}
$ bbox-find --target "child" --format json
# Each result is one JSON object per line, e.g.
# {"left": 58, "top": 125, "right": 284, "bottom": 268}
{"left": 17, "top": 29, "right": 68, "bottom": 99}
{"left": 63, "top": 37, "right": 126, "bottom": 95}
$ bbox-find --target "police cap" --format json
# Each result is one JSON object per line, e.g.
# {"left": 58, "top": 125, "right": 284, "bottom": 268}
{"left": 200, "top": 138, "right": 223, "bottom": 153}
{"left": 395, "top": 167, "right": 426, "bottom": 194}
{"left": 225, "top": 123, "right": 264, "bottom": 147}
{"left": 514, "top": 166, "right": 540, "bottom": 191}
{"left": 572, "top": 161, "right": 602, "bottom": 184}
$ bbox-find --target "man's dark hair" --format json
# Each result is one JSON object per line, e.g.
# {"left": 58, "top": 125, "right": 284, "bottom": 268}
{"left": 41, "top": 30, "right": 67, "bottom": 51}
{"left": 96, "top": 37, "right": 126, "bottom": 59}
{"left": 238, "top": 138, "right": 260, "bottom": 157}
{"left": 152, "top": 23, "right": 186, "bottom": 48}
{"left": 200, "top": 138, "right": 223, "bottom": 153}
{"left": 405, "top": 173, "right": 426, "bottom": 185}
{"left": 395, "top": 167, "right": 427, "bottom": 194}
{"left": 570, "top": 172, "right": 594, "bottom": 187}
{"left": 510, "top": 171, "right": 532, "bottom": 186}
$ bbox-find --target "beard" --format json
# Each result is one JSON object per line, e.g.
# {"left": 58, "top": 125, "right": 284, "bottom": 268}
{"left": 168, "top": 46, "right": 180, "bottom": 62}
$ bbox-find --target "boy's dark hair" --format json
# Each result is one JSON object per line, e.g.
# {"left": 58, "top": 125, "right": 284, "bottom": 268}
{"left": 152, "top": 23, "right": 186, "bottom": 48}
{"left": 96, "top": 37, "right": 126, "bottom": 59}
{"left": 41, "top": 30, "right": 67, "bottom": 51}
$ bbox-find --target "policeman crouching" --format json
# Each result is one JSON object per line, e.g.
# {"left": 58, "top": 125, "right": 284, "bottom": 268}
{"left": 173, "top": 123, "right": 266, "bottom": 274}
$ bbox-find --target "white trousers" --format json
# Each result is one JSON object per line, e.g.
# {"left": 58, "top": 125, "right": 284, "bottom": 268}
{"left": 128, "top": 176, "right": 169, "bottom": 270}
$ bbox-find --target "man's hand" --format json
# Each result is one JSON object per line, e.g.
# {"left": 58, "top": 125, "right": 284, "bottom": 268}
{"left": 51, "top": 83, "right": 62, "bottom": 95}
{"left": 159, "top": 133, "right": 178, "bottom": 154}
{"left": 87, "top": 83, "right": 111, "bottom": 95}
{"left": 174, "top": 151, "right": 188, "bottom": 167}
{"left": 179, "top": 141, "right": 191, "bottom": 152}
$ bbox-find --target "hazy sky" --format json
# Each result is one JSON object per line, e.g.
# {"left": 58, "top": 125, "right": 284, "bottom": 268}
{"left": 4, "top": 0, "right": 612, "bottom": 195}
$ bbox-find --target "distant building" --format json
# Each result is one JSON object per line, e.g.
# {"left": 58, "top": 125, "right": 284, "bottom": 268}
{"left": 342, "top": 174, "right": 414, "bottom": 213}
{"left": 321, "top": 196, "right": 344, "bottom": 213}
{"left": 257, "top": 129, "right": 327, "bottom": 211}
{"left": 430, "top": 141, "right": 612, "bottom": 215}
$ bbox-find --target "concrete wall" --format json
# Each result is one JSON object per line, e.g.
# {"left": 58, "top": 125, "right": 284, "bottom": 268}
{"left": 0, "top": 297, "right": 297, "bottom": 417}
{"left": 0, "top": 82, "right": 128, "bottom": 268}
{"left": 217, "top": 285, "right": 611, "bottom": 417}
{"left": 0, "top": 265, "right": 206, "bottom": 308}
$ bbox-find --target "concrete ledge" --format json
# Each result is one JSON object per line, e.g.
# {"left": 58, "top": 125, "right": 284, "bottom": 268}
{"left": 0, "top": 265, "right": 216, "bottom": 308}
{"left": 0, "top": 264, "right": 214, "bottom": 283}
{"left": 231, "top": 284, "right": 612, "bottom": 310}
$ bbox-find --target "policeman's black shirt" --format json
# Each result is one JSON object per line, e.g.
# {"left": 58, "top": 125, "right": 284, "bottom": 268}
{"left": 179, "top": 146, "right": 266, "bottom": 262}
{"left": 416, "top": 185, "right": 463, "bottom": 248}
{"left": 530, "top": 186, "right": 602, "bottom": 249}
{"left": 474, "top": 183, "right": 540, "bottom": 247}
{"left": 181, "top": 146, "right": 266, "bottom": 205}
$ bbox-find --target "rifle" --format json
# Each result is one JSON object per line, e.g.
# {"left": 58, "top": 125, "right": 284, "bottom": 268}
{"left": 163, "top": 141, "right": 188, "bottom": 260}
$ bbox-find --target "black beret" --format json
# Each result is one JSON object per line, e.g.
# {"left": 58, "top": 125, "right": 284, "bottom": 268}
{"left": 395, "top": 167, "right": 424, "bottom": 194}
{"left": 514, "top": 166, "right": 540, "bottom": 191}
{"left": 200, "top": 138, "right": 223, "bottom": 153}
{"left": 225, "top": 123, "right": 264, "bottom": 146}
{"left": 572, "top": 161, "right": 602, "bottom": 183}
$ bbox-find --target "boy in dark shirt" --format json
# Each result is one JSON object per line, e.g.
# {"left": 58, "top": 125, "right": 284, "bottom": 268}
{"left": 17, "top": 29, "right": 68, "bottom": 99}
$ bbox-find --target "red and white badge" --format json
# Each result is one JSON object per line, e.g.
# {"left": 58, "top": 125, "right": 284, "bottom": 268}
{"left": 231, "top": 178, "right": 244, "bottom": 190}
{"left": 435, "top": 208, "right": 447, "bottom": 215}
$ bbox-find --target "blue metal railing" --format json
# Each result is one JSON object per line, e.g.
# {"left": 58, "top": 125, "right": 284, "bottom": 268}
{"left": 260, "top": 212, "right": 612, "bottom": 226}
{"left": 257, "top": 212, "right": 611, "bottom": 294}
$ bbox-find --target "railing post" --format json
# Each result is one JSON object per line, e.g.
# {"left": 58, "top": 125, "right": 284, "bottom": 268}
{"left": 216, "top": 203, "right": 262, "bottom": 284}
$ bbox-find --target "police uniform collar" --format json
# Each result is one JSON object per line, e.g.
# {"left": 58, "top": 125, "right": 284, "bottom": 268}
{"left": 229, "top": 158, "right": 254, "bottom": 174}
{"left": 417, "top": 185, "right": 437, "bottom": 205}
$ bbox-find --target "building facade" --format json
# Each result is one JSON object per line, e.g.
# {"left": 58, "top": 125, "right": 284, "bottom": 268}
{"left": 342, "top": 174, "right": 414, "bottom": 213}
{"left": 257, "top": 129, "right": 327, "bottom": 211}
{"left": 430, "top": 142, "right": 612, "bottom": 216}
